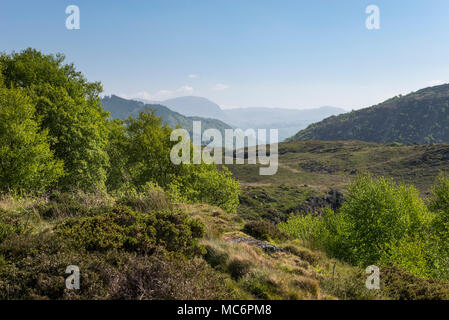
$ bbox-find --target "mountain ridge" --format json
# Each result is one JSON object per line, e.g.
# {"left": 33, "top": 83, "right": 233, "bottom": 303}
{"left": 290, "top": 84, "right": 449, "bottom": 144}
{"left": 101, "top": 95, "right": 232, "bottom": 139}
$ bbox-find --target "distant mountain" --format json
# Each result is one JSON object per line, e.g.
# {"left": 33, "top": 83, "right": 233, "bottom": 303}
{"left": 147, "top": 96, "right": 345, "bottom": 142}
{"left": 223, "top": 106, "right": 345, "bottom": 141}
{"left": 161, "top": 96, "right": 228, "bottom": 120}
{"left": 101, "top": 95, "right": 232, "bottom": 141}
{"left": 290, "top": 84, "right": 449, "bottom": 144}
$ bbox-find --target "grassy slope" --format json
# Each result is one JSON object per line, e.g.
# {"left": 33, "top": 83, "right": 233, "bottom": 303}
{"left": 226, "top": 139, "right": 449, "bottom": 223}
{"left": 2, "top": 140, "right": 449, "bottom": 300}
{"left": 229, "top": 140, "right": 449, "bottom": 191}
{"left": 0, "top": 194, "right": 385, "bottom": 300}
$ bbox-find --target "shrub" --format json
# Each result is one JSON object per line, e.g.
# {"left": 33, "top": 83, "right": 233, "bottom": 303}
{"left": 42, "top": 191, "right": 113, "bottom": 219}
{"left": 0, "top": 210, "right": 27, "bottom": 243}
{"left": 0, "top": 86, "right": 63, "bottom": 194}
{"left": 243, "top": 221, "right": 287, "bottom": 242}
{"left": 382, "top": 265, "right": 449, "bottom": 300}
{"left": 54, "top": 205, "right": 205, "bottom": 256}
{"left": 113, "top": 109, "right": 241, "bottom": 213}
{"left": 338, "top": 174, "right": 432, "bottom": 266}
{"left": 108, "top": 249, "right": 234, "bottom": 300}
{"left": 227, "top": 258, "right": 252, "bottom": 280}
{"left": 278, "top": 214, "right": 326, "bottom": 248}
{"left": 280, "top": 175, "right": 438, "bottom": 279}
{"left": 0, "top": 233, "right": 234, "bottom": 300}
{"left": 428, "top": 174, "right": 449, "bottom": 279}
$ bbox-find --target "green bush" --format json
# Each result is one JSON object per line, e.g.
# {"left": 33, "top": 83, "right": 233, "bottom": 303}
{"left": 0, "top": 233, "right": 233, "bottom": 300}
{"left": 1, "top": 49, "right": 110, "bottom": 191}
{"left": 0, "top": 86, "right": 64, "bottom": 194}
{"left": 0, "top": 210, "right": 27, "bottom": 243}
{"left": 110, "top": 109, "right": 241, "bottom": 213}
{"left": 382, "top": 265, "right": 449, "bottom": 300}
{"left": 428, "top": 174, "right": 449, "bottom": 279}
{"left": 337, "top": 174, "right": 432, "bottom": 266}
{"left": 278, "top": 214, "right": 326, "bottom": 248}
{"left": 280, "top": 175, "right": 439, "bottom": 279}
{"left": 227, "top": 258, "right": 252, "bottom": 280}
{"left": 54, "top": 205, "right": 205, "bottom": 256}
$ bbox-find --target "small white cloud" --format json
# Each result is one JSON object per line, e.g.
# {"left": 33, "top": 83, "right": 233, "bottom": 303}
{"left": 188, "top": 74, "right": 198, "bottom": 78}
{"left": 121, "top": 85, "right": 194, "bottom": 101}
{"left": 178, "top": 85, "right": 194, "bottom": 94}
{"left": 428, "top": 80, "right": 445, "bottom": 86}
{"left": 212, "top": 83, "right": 230, "bottom": 91}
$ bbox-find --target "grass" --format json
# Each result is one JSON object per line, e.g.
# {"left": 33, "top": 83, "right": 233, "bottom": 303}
{"left": 1, "top": 190, "right": 447, "bottom": 300}
{"left": 229, "top": 140, "right": 449, "bottom": 194}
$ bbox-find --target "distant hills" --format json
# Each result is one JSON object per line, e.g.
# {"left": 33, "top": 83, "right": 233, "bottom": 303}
{"left": 223, "top": 106, "right": 345, "bottom": 141}
{"left": 104, "top": 95, "right": 345, "bottom": 142}
{"left": 160, "top": 96, "right": 227, "bottom": 120}
{"left": 141, "top": 96, "right": 345, "bottom": 142}
{"left": 101, "top": 95, "right": 232, "bottom": 141}
{"left": 291, "top": 84, "right": 449, "bottom": 144}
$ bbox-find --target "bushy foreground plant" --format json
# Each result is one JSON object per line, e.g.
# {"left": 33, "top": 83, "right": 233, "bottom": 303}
{"left": 55, "top": 204, "right": 205, "bottom": 257}
{"left": 279, "top": 174, "right": 446, "bottom": 279}
{"left": 0, "top": 197, "right": 236, "bottom": 300}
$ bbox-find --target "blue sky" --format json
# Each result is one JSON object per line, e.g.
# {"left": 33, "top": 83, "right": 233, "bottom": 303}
{"left": 1, "top": 0, "right": 449, "bottom": 110}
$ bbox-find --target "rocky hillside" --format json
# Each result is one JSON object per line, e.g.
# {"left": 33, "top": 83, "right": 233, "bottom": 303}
{"left": 291, "top": 84, "right": 449, "bottom": 144}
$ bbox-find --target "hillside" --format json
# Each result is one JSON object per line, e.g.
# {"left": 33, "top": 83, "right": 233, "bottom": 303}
{"left": 291, "top": 84, "right": 449, "bottom": 144}
{"left": 101, "top": 95, "right": 232, "bottom": 138}
{"left": 228, "top": 140, "right": 449, "bottom": 221}
{"left": 161, "top": 96, "right": 227, "bottom": 120}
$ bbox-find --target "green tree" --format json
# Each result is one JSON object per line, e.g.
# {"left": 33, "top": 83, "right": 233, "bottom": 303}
{"left": 119, "top": 109, "right": 240, "bottom": 212}
{"left": 0, "top": 86, "right": 64, "bottom": 193}
{"left": 105, "top": 118, "right": 129, "bottom": 191}
{"left": 428, "top": 174, "right": 449, "bottom": 278}
{"left": 125, "top": 108, "right": 179, "bottom": 189}
{"left": 0, "top": 49, "right": 110, "bottom": 191}
{"left": 338, "top": 174, "right": 431, "bottom": 266}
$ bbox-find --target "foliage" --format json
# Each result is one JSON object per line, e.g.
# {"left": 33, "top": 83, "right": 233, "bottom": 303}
{"left": 1, "top": 49, "right": 110, "bottom": 191}
{"left": 336, "top": 174, "right": 432, "bottom": 266}
{"left": 0, "top": 86, "right": 64, "bottom": 193}
{"left": 55, "top": 204, "right": 205, "bottom": 257}
{"left": 279, "top": 175, "right": 442, "bottom": 279}
{"left": 0, "top": 210, "right": 27, "bottom": 243}
{"left": 169, "top": 165, "right": 240, "bottom": 213}
{"left": 382, "top": 265, "right": 449, "bottom": 300}
{"left": 278, "top": 214, "right": 327, "bottom": 249}
{"left": 111, "top": 109, "right": 240, "bottom": 212}
{"left": 427, "top": 174, "right": 449, "bottom": 279}
{"left": 0, "top": 233, "right": 233, "bottom": 299}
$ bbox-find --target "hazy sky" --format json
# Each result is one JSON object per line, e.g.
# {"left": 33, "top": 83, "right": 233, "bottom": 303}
{"left": 1, "top": 0, "right": 449, "bottom": 110}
